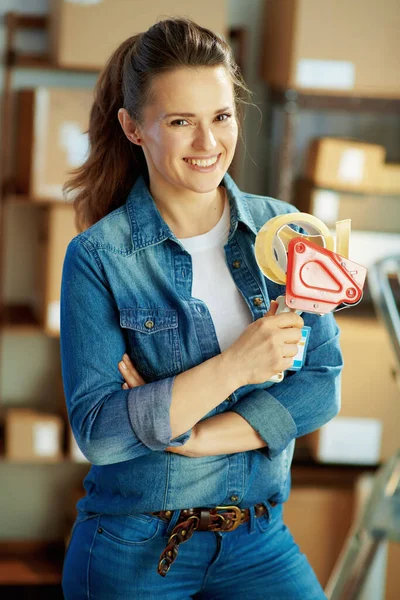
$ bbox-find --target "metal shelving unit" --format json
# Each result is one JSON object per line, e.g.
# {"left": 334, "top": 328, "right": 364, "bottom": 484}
{"left": 266, "top": 87, "right": 400, "bottom": 203}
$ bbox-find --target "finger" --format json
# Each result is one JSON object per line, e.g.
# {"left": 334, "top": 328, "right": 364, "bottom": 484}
{"left": 282, "top": 343, "right": 299, "bottom": 358}
{"left": 122, "top": 382, "right": 129, "bottom": 389}
{"left": 275, "top": 312, "right": 304, "bottom": 329}
{"left": 121, "top": 354, "right": 146, "bottom": 384}
{"left": 118, "top": 361, "right": 138, "bottom": 386}
{"left": 281, "top": 327, "right": 303, "bottom": 344}
{"left": 282, "top": 357, "right": 295, "bottom": 371}
{"left": 264, "top": 300, "right": 278, "bottom": 318}
{"left": 118, "top": 360, "right": 144, "bottom": 387}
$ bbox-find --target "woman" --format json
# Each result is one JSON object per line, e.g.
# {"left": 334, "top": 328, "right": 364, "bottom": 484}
{"left": 60, "top": 17, "right": 343, "bottom": 599}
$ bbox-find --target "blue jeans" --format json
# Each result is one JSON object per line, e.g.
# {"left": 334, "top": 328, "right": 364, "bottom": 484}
{"left": 62, "top": 504, "right": 326, "bottom": 599}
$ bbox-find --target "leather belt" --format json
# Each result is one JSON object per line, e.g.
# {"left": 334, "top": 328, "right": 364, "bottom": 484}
{"left": 150, "top": 501, "right": 277, "bottom": 577}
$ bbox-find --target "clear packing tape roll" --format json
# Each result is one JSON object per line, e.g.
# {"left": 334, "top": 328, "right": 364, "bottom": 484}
{"left": 256, "top": 213, "right": 337, "bottom": 286}
{"left": 255, "top": 212, "right": 366, "bottom": 315}
{"left": 254, "top": 212, "right": 366, "bottom": 382}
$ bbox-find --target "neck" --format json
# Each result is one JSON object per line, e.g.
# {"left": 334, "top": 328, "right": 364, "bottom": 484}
{"left": 149, "top": 181, "right": 226, "bottom": 239}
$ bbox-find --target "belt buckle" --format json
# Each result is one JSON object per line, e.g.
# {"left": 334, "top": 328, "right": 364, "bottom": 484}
{"left": 214, "top": 505, "right": 242, "bottom": 531}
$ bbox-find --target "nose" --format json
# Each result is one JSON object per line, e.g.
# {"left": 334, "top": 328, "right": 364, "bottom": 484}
{"left": 192, "top": 124, "right": 217, "bottom": 152}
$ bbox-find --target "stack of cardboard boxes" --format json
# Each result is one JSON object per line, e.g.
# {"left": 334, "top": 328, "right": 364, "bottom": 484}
{"left": 49, "top": 0, "right": 227, "bottom": 71}
{"left": 14, "top": 87, "right": 88, "bottom": 335}
{"left": 296, "top": 138, "right": 400, "bottom": 235}
{"left": 262, "top": 0, "right": 400, "bottom": 98}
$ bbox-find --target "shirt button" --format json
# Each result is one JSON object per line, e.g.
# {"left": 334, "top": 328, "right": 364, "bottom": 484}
{"left": 253, "top": 297, "right": 263, "bottom": 306}
{"left": 232, "top": 260, "right": 241, "bottom": 269}
{"left": 226, "top": 395, "right": 233, "bottom": 402}
{"left": 144, "top": 320, "right": 154, "bottom": 329}
{"left": 230, "top": 495, "right": 239, "bottom": 502}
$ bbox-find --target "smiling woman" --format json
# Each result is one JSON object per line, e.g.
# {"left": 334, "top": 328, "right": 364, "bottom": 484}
{"left": 60, "top": 16, "right": 340, "bottom": 600}
{"left": 63, "top": 19, "right": 250, "bottom": 234}
{"left": 117, "top": 65, "right": 238, "bottom": 236}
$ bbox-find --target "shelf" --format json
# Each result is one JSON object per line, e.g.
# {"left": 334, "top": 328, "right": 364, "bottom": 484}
{"left": 0, "top": 541, "right": 64, "bottom": 586}
{"left": 6, "top": 52, "right": 100, "bottom": 74}
{"left": 6, "top": 13, "right": 48, "bottom": 30}
{"left": 0, "top": 457, "right": 89, "bottom": 466}
{"left": 4, "top": 194, "right": 71, "bottom": 206}
{"left": 0, "top": 305, "right": 63, "bottom": 337}
{"left": 291, "top": 460, "right": 377, "bottom": 488}
{"left": 269, "top": 87, "right": 400, "bottom": 113}
{"left": 0, "top": 305, "right": 42, "bottom": 334}
{"left": 7, "top": 53, "right": 53, "bottom": 70}
{"left": 4, "top": 12, "right": 99, "bottom": 73}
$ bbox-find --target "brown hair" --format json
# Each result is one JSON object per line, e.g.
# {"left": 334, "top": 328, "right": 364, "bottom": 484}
{"left": 64, "top": 17, "right": 252, "bottom": 232}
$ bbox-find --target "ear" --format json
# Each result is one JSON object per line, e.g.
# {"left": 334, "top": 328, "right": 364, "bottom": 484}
{"left": 117, "top": 108, "right": 142, "bottom": 146}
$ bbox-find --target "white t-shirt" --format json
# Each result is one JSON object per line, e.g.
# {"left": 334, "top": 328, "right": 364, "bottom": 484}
{"left": 178, "top": 193, "right": 253, "bottom": 353}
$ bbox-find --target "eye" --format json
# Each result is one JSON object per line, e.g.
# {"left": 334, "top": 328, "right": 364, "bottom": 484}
{"left": 215, "top": 113, "right": 232, "bottom": 122}
{"left": 170, "top": 119, "right": 189, "bottom": 127}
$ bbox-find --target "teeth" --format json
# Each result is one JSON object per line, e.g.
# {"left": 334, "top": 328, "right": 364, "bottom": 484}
{"left": 185, "top": 156, "right": 218, "bottom": 167}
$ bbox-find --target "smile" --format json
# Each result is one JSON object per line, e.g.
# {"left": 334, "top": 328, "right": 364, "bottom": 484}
{"left": 183, "top": 154, "right": 221, "bottom": 170}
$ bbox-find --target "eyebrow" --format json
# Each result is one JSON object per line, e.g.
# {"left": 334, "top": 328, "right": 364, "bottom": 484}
{"left": 162, "top": 106, "right": 233, "bottom": 119}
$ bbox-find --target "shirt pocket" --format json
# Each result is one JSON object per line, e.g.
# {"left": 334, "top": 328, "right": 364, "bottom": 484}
{"left": 120, "top": 307, "right": 182, "bottom": 379}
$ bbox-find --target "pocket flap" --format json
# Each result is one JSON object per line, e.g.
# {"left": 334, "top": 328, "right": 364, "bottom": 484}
{"left": 120, "top": 307, "right": 178, "bottom": 333}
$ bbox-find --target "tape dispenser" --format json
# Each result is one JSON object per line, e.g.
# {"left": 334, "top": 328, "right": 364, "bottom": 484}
{"left": 255, "top": 213, "right": 367, "bottom": 382}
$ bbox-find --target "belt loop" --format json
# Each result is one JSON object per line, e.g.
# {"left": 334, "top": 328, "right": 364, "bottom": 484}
{"left": 165, "top": 510, "right": 182, "bottom": 537}
{"left": 248, "top": 505, "right": 256, "bottom": 534}
{"left": 263, "top": 501, "right": 272, "bottom": 523}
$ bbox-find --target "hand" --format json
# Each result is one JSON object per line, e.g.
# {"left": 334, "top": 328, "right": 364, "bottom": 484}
{"left": 118, "top": 353, "right": 146, "bottom": 388}
{"left": 221, "top": 299, "right": 304, "bottom": 388}
{"left": 118, "top": 353, "right": 199, "bottom": 457}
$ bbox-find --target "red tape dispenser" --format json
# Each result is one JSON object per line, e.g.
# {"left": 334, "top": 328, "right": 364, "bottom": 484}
{"left": 255, "top": 213, "right": 367, "bottom": 382}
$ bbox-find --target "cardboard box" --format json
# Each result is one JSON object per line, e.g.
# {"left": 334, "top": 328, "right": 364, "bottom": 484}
{"left": 305, "top": 138, "right": 385, "bottom": 193}
{"left": 15, "top": 87, "right": 93, "bottom": 200}
{"left": 50, "top": 0, "right": 227, "bottom": 71}
{"left": 379, "top": 164, "right": 400, "bottom": 195}
{"left": 5, "top": 409, "right": 64, "bottom": 462}
{"left": 262, "top": 0, "right": 400, "bottom": 98}
{"left": 306, "top": 314, "right": 400, "bottom": 464}
{"left": 35, "top": 204, "right": 78, "bottom": 335}
{"left": 284, "top": 487, "right": 354, "bottom": 587}
{"left": 295, "top": 181, "right": 400, "bottom": 234}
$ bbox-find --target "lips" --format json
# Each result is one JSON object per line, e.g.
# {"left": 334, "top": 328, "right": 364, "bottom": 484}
{"left": 183, "top": 153, "right": 221, "bottom": 168}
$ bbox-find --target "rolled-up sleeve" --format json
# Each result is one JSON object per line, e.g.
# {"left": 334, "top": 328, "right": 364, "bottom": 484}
{"left": 230, "top": 311, "right": 343, "bottom": 458}
{"left": 127, "top": 379, "right": 192, "bottom": 449}
{"left": 60, "top": 237, "right": 191, "bottom": 466}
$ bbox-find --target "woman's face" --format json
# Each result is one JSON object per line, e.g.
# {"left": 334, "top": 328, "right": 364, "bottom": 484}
{"left": 135, "top": 66, "right": 238, "bottom": 195}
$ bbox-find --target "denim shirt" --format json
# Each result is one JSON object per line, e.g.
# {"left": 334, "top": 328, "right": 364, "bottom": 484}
{"left": 60, "top": 173, "right": 343, "bottom": 515}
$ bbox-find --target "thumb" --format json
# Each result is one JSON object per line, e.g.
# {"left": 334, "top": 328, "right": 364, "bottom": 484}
{"left": 264, "top": 300, "right": 279, "bottom": 317}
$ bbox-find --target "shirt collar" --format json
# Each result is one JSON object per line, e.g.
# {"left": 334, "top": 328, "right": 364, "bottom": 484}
{"left": 125, "top": 172, "right": 257, "bottom": 252}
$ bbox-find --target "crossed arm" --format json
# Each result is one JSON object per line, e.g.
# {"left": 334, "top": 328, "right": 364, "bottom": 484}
{"left": 118, "top": 352, "right": 267, "bottom": 458}
{"left": 118, "top": 307, "right": 342, "bottom": 460}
